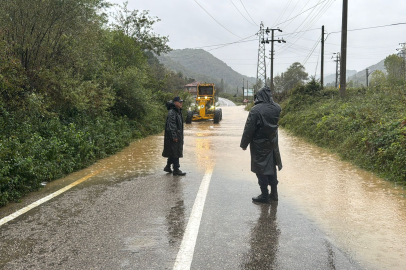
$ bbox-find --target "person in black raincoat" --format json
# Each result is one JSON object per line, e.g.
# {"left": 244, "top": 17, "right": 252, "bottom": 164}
{"left": 240, "top": 86, "right": 282, "bottom": 203}
{"left": 162, "top": 96, "right": 186, "bottom": 176}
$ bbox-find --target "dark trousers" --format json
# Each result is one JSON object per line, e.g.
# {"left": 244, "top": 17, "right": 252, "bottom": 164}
{"left": 167, "top": 158, "right": 180, "bottom": 170}
{"left": 256, "top": 170, "right": 278, "bottom": 189}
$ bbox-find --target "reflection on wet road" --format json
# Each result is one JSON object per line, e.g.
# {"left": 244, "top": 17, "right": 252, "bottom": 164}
{"left": 241, "top": 203, "right": 280, "bottom": 269}
{"left": 1, "top": 106, "right": 406, "bottom": 269}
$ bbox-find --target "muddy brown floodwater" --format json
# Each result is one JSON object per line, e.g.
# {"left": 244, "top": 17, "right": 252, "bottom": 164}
{"left": 1, "top": 106, "right": 406, "bottom": 270}
{"left": 277, "top": 125, "right": 406, "bottom": 270}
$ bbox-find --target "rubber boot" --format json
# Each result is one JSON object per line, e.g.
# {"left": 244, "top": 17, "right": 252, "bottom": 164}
{"left": 252, "top": 187, "right": 270, "bottom": 204}
{"left": 164, "top": 165, "right": 172, "bottom": 173}
{"left": 270, "top": 184, "right": 278, "bottom": 201}
{"left": 173, "top": 169, "right": 186, "bottom": 176}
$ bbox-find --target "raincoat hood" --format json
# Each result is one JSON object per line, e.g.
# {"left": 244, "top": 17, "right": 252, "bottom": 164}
{"left": 254, "top": 86, "right": 273, "bottom": 105}
{"left": 166, "top": 101, "right": 176, "bottom": 110}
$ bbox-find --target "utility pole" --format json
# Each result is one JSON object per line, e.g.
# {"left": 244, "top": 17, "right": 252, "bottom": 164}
{"left": 396, "top": 43, "right": 406, "bottom": 80}
{"left": 265, "top": 27, "right": 286, "bottom": 93}
{"left": 242, "top": 78, "right": 245, "bottom": 101}
{"left": 366, "top": 68, "right": 375, "bottom": 87}
{"left": 339, "top": 0, "right": 348, "bottom": 98}
{"left": 366, "top": 69, "right": 369, "bottom": 87}
{"left": 332, "top": 53, "right": 340, "bottom": 88}
{"left": 256, "top": 22, "right": 267, "bottom": 93}
{"left": 321, "top": 25, "right": 325, "bottom": 88}
{"left": 247, "top": 80, "right": 249, "bottom": 102}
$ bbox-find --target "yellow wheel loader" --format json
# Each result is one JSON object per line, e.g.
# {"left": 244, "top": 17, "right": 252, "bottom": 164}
{"left": 185, "top": 83, "right": 222, "bottom": 124}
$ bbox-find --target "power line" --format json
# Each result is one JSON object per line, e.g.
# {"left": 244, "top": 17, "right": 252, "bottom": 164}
{"left": 193, "top": 35, "right": 257, "bottom": 49}
{"left": 272, "top": 0, "right": 294, "bottom": 27}
{"left": 273, "top": 0, "right": 330, "bottom": 27}
{"left": 207, "top": 37, "right": 258, "bottom": 52}
{"left": 239, "top": 0, "right": 258, "bottom": 26}
{"left": 229, "top": 0, "right": 256, "bottom": 26}
{"left": 281, "top": 0, "right": 303, "bottom": 29}
{"left": 278, "top": 0, "right": 334, "bottom": 56}
{"left": 329, "top": 22, "right": 406, "bottom": 34}
{"left": 279, "top": 0, "right": 311, "bottom": 29}
{"left": 192, "top": 28, "right": 319, "bottom": 52}
{"left": 193, "top": 0, "right": 242, "bottom": 38}
{"left": 303, "top": 38, "right": 321, "bottom": 65}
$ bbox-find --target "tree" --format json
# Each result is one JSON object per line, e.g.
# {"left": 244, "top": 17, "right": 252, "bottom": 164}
{"left": 369, "top": 70, "right": 387, "bottom": 88}
{"left": 283, "top": 62, "right": 308, "bottom": 91}
{"left": 273, "top": 73, "right": 285, "bottom": 93}
{"left": 111, "top": 1, "right": 171, "bottom": 55}
{"left": 384, "top": 54, "right": 405, "bottom": 85}
{"left": 0, "top": 0, "right": 108, "bottom": 73}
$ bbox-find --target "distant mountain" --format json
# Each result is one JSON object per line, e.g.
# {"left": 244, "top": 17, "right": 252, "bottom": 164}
{"left": 324, "top": 70, "right": 357, "bottom": 86}
{"left": 157, "top": 49, "right": 256, "bottom": 94}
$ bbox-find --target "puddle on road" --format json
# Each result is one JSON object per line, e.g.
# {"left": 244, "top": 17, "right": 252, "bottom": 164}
{"left": 278, "top": 128, "right": 406, "bottom": 270}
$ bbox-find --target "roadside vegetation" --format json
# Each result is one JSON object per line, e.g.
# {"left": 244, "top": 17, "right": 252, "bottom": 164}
{"left": 0, "top": 0, "right": 192, "bottom": 206}
{"left": 276, "top": 57, "right": 406, "bottom": 184}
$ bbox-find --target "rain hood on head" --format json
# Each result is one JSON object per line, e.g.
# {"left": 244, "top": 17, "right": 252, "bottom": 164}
{"left": 166, "top": 101, "right": 176, "bottom": 110}
{"left": 254, "top": 86, "right": 273, "bottom": 105}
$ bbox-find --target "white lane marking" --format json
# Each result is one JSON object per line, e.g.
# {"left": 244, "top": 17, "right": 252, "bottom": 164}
{"left": 173, "top": 168, "right": 214, "bottom": 270}
{"left": 0, "top": 169, "right": 103, "bottom": 227}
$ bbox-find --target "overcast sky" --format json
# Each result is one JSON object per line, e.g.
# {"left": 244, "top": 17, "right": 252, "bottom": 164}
{"left": 107, "top": 0, "right": 406, "bottom": 79}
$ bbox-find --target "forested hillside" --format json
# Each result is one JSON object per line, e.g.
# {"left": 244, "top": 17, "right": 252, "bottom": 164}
{"left": 0, "top": 0, "right": 192, "bottom": 206}
{"left": 158, "top": 49, "right": 256, "bottom": 94}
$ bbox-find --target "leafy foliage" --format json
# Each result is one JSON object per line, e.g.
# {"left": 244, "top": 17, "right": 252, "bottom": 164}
{"left": 0, "top": 1, "right": 193, "bottom": 206}
{"left": 110, "top": 1, "right": 170, "bottom": 55}
{"left": 273, "top": 62, "right": 308, "bottom": 93}
{"left": 384, "top": 54, "right": 405, "bottom": 85}
{"left": 279, "top": 81, "right": 406, "bottom": 185}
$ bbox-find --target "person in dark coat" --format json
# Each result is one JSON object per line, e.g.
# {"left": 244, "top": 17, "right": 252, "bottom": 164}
{"left": 162, "top": 96, "right": 186, "bottom": 176}
{"left": 240, "top": 86, "right": 282, "bottom": 203}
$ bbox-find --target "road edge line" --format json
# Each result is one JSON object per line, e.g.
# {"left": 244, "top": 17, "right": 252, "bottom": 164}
{"left": 0, "top": 169, "right": 103, "bottom": 227}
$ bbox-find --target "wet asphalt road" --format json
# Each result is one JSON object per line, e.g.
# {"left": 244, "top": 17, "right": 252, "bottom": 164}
{"left": 2, "top": 106, "right": 406, "bottom": 269}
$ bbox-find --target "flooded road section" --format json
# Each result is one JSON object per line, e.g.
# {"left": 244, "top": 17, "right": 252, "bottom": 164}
{"left": 0, "top": 106, "right": 405, "bottom": 269}
{"left": 278, "top": 128, "right": 406, "bottom": 270}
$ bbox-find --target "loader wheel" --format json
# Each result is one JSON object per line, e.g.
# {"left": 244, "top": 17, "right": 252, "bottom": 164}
{"left": 219, "top": 108, "right": 222, "bottom": 121}
{"left": 186, "top": 110, "right": 193, "bottom": 124}
{"left": 214, "top": 109, "right": 221, "bottom": 124}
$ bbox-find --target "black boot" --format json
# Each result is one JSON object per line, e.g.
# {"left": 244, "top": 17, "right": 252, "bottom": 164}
{"left": 173, "top": 169, "right": 186, "bottom": 176}
{"left": 270, "top": 184, "right": 278, "bottom": 201}
{"left": 164, "top": 165, "right": 172, "bottom": 173}
{"left": 252, "top": 187, "right": 270, "bottom": 204}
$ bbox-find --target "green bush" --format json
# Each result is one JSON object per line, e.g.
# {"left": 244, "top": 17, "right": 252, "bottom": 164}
{"left": 279, "top": 81, "right": 406, "bottom": 184}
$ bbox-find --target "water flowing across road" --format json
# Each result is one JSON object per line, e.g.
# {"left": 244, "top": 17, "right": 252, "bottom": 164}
{"left": 1, "top": 106, "right": 406, "bottom": 269}
{"left": 217, "top": 97, "right": 236, "bottom": 107}
{"left": 278, "top": 127, "right": 406, "bottom": 270}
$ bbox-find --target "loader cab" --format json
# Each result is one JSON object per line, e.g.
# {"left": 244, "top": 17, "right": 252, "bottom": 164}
{"left": 198, "top": 85, "right": 214, "bottom": 96}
